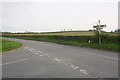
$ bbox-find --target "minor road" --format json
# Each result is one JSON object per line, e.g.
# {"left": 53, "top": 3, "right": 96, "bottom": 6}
{"left": 2, "top": 38, "right": 118, "bottom": 78}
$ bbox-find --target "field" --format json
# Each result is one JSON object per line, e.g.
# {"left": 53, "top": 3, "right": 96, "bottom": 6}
{"left": 2, "top": 31, "right": 94, "bottom": 36}
{"left": 2, "top": 31, "right": 119, "bottom": 36}
{"left": 1, "top": 39, "right": 23, "bottom": 53}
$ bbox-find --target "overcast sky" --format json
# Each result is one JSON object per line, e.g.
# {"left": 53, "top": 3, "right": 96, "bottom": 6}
{"left": 0, "top": 0, "right": 119, "bottom": 32}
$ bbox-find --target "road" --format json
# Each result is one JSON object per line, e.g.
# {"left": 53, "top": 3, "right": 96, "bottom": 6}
{"left": 2, "top": 38, "right": 118, "bottom": 78}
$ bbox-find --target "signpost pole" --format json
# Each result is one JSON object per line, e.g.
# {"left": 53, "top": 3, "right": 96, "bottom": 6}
{"left": 93, "top": 20, "right": 106, "bottom": 44}
{"left": 98, "top": 20, "right": 101, "bottom": 44}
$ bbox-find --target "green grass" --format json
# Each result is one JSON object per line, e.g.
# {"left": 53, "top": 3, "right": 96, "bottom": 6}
{"left": 0, "top": 39, "right": 2, "bottom": 53}
{"left": 3, "top": 37, "right": 119, "bottom": 52}
{"left": 0, "top": 39, "right": 23, "bottom": 53}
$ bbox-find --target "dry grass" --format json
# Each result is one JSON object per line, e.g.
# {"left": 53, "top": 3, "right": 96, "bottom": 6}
{"left": 2, "top": 31, "right": 119, "bottom": 36}
{"left": 2, "top": 31, "right": 94, "bottom": 36}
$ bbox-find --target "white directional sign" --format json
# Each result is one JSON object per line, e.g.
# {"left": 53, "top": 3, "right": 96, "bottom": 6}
{"left": 100, "top": 25, "right": 106, "bottom": 27}
{"left": 93, "top": 24, "right": 106, "bottom": 28}
{"left": 93, "top": 20, "right": 106, "bottom": 44}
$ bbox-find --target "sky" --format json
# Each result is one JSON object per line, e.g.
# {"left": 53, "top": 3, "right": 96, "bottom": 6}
{"left": 0, "top": 0, "right": 119, "bottom": 32}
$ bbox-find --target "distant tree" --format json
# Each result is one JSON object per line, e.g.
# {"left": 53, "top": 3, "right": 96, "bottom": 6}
{"left": 110, "top": 30, "right": 113, "bottom": 33}
{"left": 93, "top": 29, "right": 99, "bottom": 35}
{"left": 89, "top": 29, "right": 93, "bottom": 32}
{"left": 2, "top": 32, "right": 11, "bottom": 34}
{"left": 114, "top": 28, "right": 120, "bottom": 33}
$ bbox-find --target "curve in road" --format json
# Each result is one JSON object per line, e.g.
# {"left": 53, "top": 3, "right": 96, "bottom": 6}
{"left": 2, "top": 38, "right": 118, "bottom": 78}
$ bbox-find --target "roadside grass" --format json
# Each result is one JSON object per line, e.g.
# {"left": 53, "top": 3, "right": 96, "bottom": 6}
{"left": 3, "top": 37, "right": 119, "bottom": 52}
{"left": 0, "top": 39, "right": 2, "bottom": 53}
{"left": 1, "top": 39, "right": 23, "bottom": 53}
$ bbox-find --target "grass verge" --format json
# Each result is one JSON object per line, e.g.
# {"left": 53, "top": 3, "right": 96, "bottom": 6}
{"left": 0, "top": 39, "right": 23, "bottom": 53}
{"left": 3, "top": 37, "right": 119, "bottom": 52}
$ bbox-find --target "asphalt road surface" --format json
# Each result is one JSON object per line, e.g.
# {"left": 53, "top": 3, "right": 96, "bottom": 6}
{"left": 2, "top": 38, "right": 118, "bottom": 78}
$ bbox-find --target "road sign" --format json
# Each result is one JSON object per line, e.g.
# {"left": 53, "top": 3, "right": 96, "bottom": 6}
{"left": 93, "top": 25, "right": 106, "bottom": 28}
{"left": 100, "top": 25, "right": 106, "bottom": 27}
{"left": 93, "top": 20, "right": 106, "bottom": 44}
{"left": 93, "top": 25, "right": 98, "bottom": 28}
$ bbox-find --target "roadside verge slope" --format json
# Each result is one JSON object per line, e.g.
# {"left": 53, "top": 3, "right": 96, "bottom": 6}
{"left": 0, "top": 39, "right": 23, "bottom": 54}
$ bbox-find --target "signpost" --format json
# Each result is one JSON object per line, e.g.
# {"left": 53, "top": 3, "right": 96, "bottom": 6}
{"left": 93, "top": 20, "right": 106, "bottom": 44}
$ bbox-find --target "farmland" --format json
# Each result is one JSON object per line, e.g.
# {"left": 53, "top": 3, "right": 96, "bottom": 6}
{"left": 2, "top": 31, "right": 94, "bottom": 36}
{"left": 2, "top": 30, "right": 119, "bottom": 36}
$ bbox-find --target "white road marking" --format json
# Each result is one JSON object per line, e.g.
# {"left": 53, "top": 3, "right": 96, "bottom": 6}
{"left": 24, "top": 47, "right": 90, "bottom": 75}
{"left": 1, "top": 58, "right": 30, "bottom": 66}
{"left": 37, "top": 51, "right": 40, "bottom": 52}
{"left": 83, "top": 51, "right": 118, "bottom": 60}
{"left": 54, "top": 58, "right": 61, "bottom": 62}
{"left": 44, "top": 54, "right": 48, "bottom": 56}
{"left": 32, "top": 50, "right": 35, "bottom": 52}
{"left": 25, "top": 47, "right": 45, "bottom": 56}
{"left": 38, "top": 51, "right": 44, "bottom": 53}
{"left": 99, "top": 55, "right": 118, "bottom": 60}
{"left": 28, "top": 49, "right": 33, "bottom": 51}
{"left": 28, "top": 49, "right": 31, "bottom": 50}
{"left": 70, "top": 64, "right": 79, "bottom": 69}
{"left": 39, "top": 54, "right": 43, "bottom": 56}
{"left": 80, "top": 69, "right": 88, "bottom": 75}
{"left": 35, "top": 53, "right": 39, "bottom": 54}
{"left": 30, "top": 48, "right": 36, "bottom": 50}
